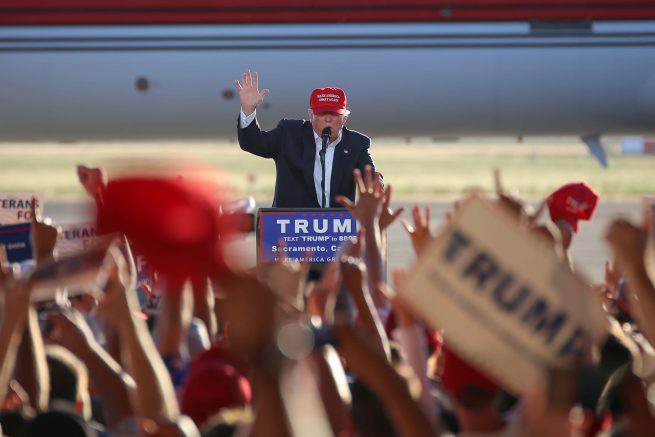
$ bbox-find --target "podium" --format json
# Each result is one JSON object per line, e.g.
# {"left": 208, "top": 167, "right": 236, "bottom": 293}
{"left": 256, "top": 208, "right": 357, "bottom": 263}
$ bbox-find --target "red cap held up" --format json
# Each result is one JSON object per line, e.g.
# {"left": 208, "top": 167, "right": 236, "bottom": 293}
{"left": 96, "top": 175, "right": 229, "bottom": 281}
{"left": 546, "top": 182, "right": 599, "bottom": 233}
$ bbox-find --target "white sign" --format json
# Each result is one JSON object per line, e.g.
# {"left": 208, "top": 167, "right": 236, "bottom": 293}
{"left": 403, "top": 196, "right": 607, "bottom": 394}
{"left": 56, "top": 223, "right": 99, "bottom": 257}
{"left": 0, "top": 193, "right": 43, "bottom": 225}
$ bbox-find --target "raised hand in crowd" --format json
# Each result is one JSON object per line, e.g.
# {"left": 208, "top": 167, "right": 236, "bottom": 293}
{"left": 255, "top": 243, "right": 310, "bottom": 311}
{"left": 50, "top": 308, "right": 137, "bottom": 430}
{"left": 216, "top": 270, "right": 291, "bottom": 437}
{"left": 337, "top": 165, "right": 386, "bottom": 299}
{"left": 97, "top": 248, "right": 182, "bottom": 428}
{"left": 29, "top": 199, "right": 59, "bottom": 264}
{"left": 77, "top": 165, "right": 105, "bottom": 201}
{"left": 402, "top": 205, "right": 432, "bottom": 256}
{"left": 379, "top": 184, "right": 404, "bottom": 232}
{"left": 388, "top": 268, "right": 439, "bottom": 429}
{"left": 235, "top": 70, "right": 269, "bottom": 116}
{"left": 606, "top": 219, "right": 655, "bottom": 346}
{"left": 339, "top": 255, "right": 390, "bottom": 359}
{"left": 0, "top": 280, "right": 34, "bottom": 406}
{"left": 10, "top": 202, "right": 56, "bottom": 414}
{"left": 306, "top": 261, "right": 340, "bottom": 322}
{"left": 333, "top": 323, "right": 437, "bottom": 437}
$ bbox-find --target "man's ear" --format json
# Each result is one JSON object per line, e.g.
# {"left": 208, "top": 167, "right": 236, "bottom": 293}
{"left": 308, "top": 109, "right": 314, "bottom": 120}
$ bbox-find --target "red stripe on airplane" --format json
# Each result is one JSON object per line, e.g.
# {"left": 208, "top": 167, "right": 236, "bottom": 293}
{"left": 2, "top": 1, "right": 655, "bottom": 25}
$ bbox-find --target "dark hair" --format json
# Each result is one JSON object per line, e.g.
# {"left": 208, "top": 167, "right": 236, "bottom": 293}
{"left": 0, "top": 410, "right": 26, "bottom": 437}
{"left": 46, "top": 347, "right": 84, "bottom": 404}
{"left": 22, "top": 411, "right": 89, "bottom": 437}
{"left": 350, "top": 379, "right": 397, "bottom": 437}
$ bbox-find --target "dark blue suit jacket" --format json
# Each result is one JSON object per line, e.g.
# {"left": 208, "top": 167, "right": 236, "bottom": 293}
{"left": 237, "top": 117, "right": 377, "bottom": 208}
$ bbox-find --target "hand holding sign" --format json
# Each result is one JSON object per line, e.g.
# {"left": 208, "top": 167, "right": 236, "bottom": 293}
{"left": 29, "top": 199, "right": 59, "bottom": 264}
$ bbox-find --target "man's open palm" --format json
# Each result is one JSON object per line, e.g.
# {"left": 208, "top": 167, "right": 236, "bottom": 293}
{"left": 235, "top": 70, "right": 269, "bottom": 115}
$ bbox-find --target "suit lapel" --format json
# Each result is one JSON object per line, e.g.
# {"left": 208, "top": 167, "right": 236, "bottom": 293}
{"left": 302, "top": 123, "right": 320, "bottom": 207}
{"left": 329, "top": 129, "right": 351, "bottom": 207}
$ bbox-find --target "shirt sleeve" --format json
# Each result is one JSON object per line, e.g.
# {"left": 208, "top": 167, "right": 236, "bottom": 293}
{"left": 239, "top": 108, "right": 257, "bottom": 128}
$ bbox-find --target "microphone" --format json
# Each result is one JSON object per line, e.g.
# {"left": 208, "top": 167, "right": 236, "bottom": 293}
{"left": 321, "top": 127, "right": 331, "bottom": 147}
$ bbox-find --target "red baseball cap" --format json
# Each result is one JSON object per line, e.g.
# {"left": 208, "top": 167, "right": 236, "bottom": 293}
{"left": 546, "top": 182, "right": 599, "bottom": 233}
{"left": 309, "top": 87, "right": 348, "bottom": 114}
{"left": 96, "top": 174, "right": 230, "bottom": 281}
{"left": 440, "top": 345, "right": 500, "bottom": 398}
{"left": 180, "top": 343, "right": 251, "bottom": 427}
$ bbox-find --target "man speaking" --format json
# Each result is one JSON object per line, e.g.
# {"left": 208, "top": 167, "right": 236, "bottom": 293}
{"left": 235, "top": 70, "right": 379, "bottom": 208}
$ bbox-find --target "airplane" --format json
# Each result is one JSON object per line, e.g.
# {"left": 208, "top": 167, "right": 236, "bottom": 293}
{"left": 2, "top": 0, "right": 655, "bottom": 166}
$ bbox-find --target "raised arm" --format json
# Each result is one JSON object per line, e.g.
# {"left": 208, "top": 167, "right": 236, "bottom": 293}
{"left": 97, "top": 253, "right": 180, "bottom": 423}
{"left": 235, "top": 69, "right": 269, "bottom": 117}
{"left": 606, "top": 219, "right": 655, "bottom": 346}
{"left": 12, "top": 203, "right": 57, "bottom": 411}
{"left": 337, "top": 166, "right": 385, "bottom": 291}
{"left": 333, "top": 323, "right": 436, "bottom": 437}
{"left": 0, "top": 280, "right": 33, "bottom": 405}
{"left": 51, "top": 308, "right": 137, "bottom": 429}
{"left": 235, "top": 70, "right": 284, "bottom": 159}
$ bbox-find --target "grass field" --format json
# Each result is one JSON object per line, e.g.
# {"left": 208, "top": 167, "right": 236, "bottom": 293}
{"left": 1, "top": 141, "right": 654, "bottom": 200}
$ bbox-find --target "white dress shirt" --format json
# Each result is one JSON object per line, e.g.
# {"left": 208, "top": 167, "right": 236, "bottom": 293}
{"left": 240, "top": 109, "right": 341, "bottom": 207}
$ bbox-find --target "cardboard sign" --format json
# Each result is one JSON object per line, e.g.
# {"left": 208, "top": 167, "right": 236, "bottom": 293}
{"left": 257, "top": 209, "right": 357, "bottom": 263}
{"left": 56, "top": 223, "right": 99, "bottom": 257}
{"left": 30, "top": 239, "right": 117, "bottom": 301}
{"left": 0, "top": 193, "right": 43, "bottom": 225}
{"left": 403, "top": 196, "right": 607, "bottom": 394}
{"left": 0, "top": 223, "right": 33, "bottom": 263}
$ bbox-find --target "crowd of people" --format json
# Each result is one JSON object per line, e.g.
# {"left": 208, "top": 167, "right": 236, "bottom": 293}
{"left": 0, "top": 160, "right": 654, "bottom": 437}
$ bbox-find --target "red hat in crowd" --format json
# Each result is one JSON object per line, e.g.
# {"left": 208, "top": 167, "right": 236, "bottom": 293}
{"left": 96, "top": 174, "right": 230, "bottom": 281}
{"left": 180, "top": 343, "right": 251, "bottom": 427}
{"left": 440, "top": 345, "right": 500, "bottom": 399}
{"left": 310, "top": 87, "right": 348, "bottom": 114}
{"left": 546, "top": 182, "right": 599, "bottom": 233}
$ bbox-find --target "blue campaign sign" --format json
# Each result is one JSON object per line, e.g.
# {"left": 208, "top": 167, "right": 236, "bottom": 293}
{"left": 0, "top": 223, "right": 33, "bottom": 263}
{"left": 257, "top": 208, "right": 358, "bottom": 263}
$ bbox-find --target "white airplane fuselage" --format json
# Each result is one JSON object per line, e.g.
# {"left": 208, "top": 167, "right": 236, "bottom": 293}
{"left": 2, "top": 21, "right": 655, "bottom": 141}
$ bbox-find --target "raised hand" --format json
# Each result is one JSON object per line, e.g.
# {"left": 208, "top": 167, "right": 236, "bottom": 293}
{"left": 77, "top": 165, "right": 105, "bottom": 199}
{"left": 255, "top": 241, "right": 310, "bottom": 310}
{"left": 606, "top": 219, "right": 648, "bottom": 272}
{"left": 401, "top": 205, "right": 432, "bottom": 256}
{"left": 29, "top": 199, "right": 59, "bottom": 264}
{"left": 306, "top": 261, "right": 339, "bottom": 321}
{"left": 50, "top": 308, "right": 97, "bottom": 355}
{"left": 339, "top": 255, "right": 367, "bottom": 296}
{"left": 379, "top": 184, "right": 404, "bottom": 231}
{"left": 235, "top": 70, "right": 269, "bottom": 116}
{"left": 97, "top": 249, "right": 138, "bottom": 329}
{"left": 336, "top": 165, "right": 383, "bottom": 229}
